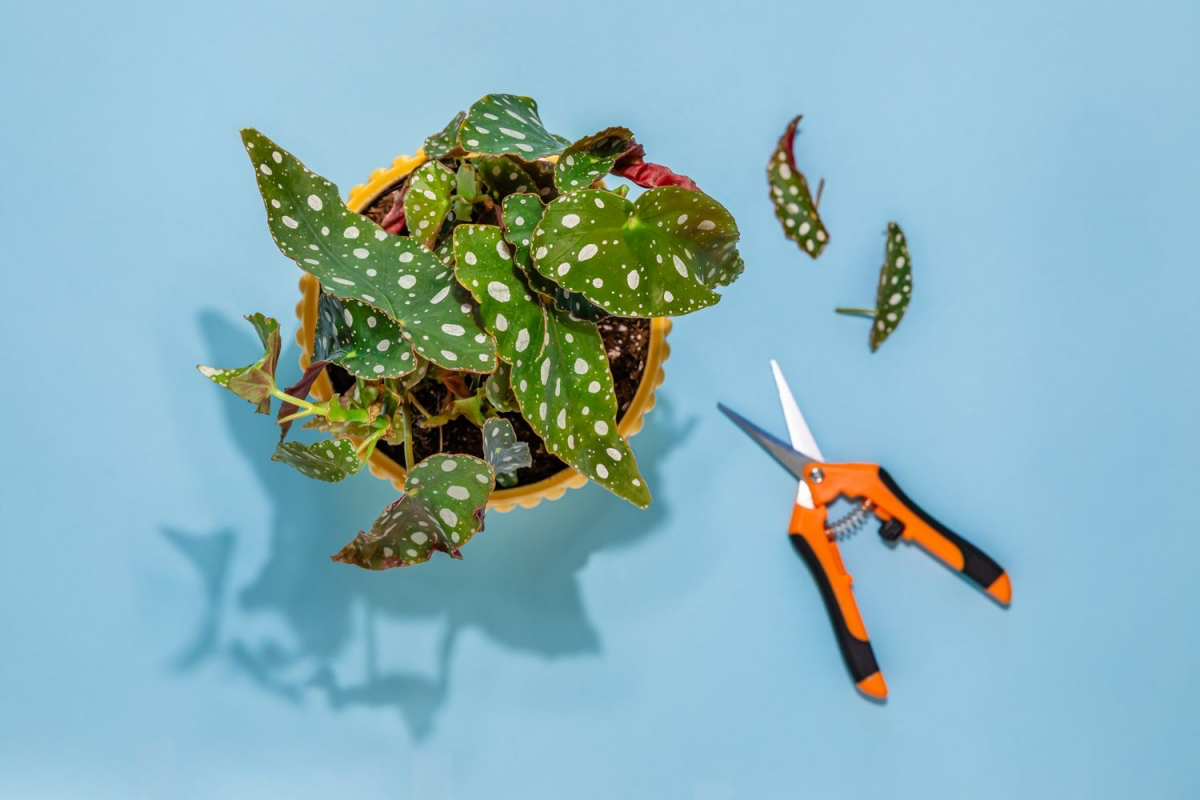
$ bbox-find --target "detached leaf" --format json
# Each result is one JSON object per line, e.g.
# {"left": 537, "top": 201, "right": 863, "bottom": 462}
{"left": 240, "top": 128, "right": 496, "bottom": 373}
{"left": 483, "top": 417, "right": 531, "bottom": 487}
{"left": 458, "top": 94, "right": 570, "bottom": 160}
{"left": 403, "top": 161, "right": 455, "bottom": 248}
{"left": 769, "top": 115, "right": 829, "bottom": 258}
{"left": 273, "top": 438, "right": 362, "bottom": 483}
{"left": 423, "top": 110, "right": 465, "bottom": 159}
{"left": 531, "top": 187, "right": 743, "bottom": 317}
{"left": 870, "top": 223, "right": 912, "bottom": 351}
{"left": 454, "top": 225, "right": 650, "bottom": 507}
{"left": 197, "top": 313, "right": 281, "bottom": 413}
{"left": 314, "top": 293, "right": 418, "bottom": 378}
{"left": 332, "top": 454, "right": 495, "bottom": 570}
{"left": 611, "top": 143, "right": 700, "bottom": 191}
{"left": 554, "top": 127, "right": 633, "bottom": 192}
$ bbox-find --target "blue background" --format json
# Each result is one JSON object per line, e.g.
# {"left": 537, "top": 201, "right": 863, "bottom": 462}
{"left": 3, "top": 0, "right": 1198, "bottom": 797}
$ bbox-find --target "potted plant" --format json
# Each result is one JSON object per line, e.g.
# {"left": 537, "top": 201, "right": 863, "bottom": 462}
{"left": 200, "top": 94, "right": 745, "bottom": 569}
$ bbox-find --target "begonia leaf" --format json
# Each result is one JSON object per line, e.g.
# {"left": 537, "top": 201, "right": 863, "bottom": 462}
{"left": 403, "top": 161, "right": 455, "bottom": 249}
{"left": 458, "top": 94, "right": 570, "bottom": 160}
{"left": 314, "top": 292, "right": 418, "bottom": 379}
{"left": 482, "top": 417, "right": 531, "bottom": 487}
{"left": 869, "top": 222, "right": 913, "bottom": 351}
{"left": 332, "top": 454, "right": 495, "bottom": 569}
{"left": 554, "top": 127, "right": 633, "bottom": 192}
{"left": 272, "top": 438, "right": 362, "bottom": 483}
{"left": 769, "top": 115, "right": 829, "bottom": 258}
{"left": 530, "top": 187, "right": 743, "bottom": 317}
{"left": 423, "top": 111, "right": 465, "bottom": 159}
{"left": 612, "top": 143, "right": 699, "bottom": 191}
{"left": 197, "top": 313, "right": 281, "bottom": 414}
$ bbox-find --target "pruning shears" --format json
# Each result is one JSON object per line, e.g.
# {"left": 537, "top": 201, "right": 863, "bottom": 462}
{"left": 718, "top": 361, "right": 1011, "bottom": 699}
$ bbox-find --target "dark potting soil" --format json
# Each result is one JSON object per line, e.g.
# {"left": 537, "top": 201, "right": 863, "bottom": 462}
{"left": 327, "top": 316, "right": 651, "bottom": 487}
{"left": 327, "top": 178, "right": 653, "bottom": 487}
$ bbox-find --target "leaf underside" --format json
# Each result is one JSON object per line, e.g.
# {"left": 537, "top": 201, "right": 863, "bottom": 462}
{"left": 611, "top": 143, "right": 700, "bottom": 191}
{"left": 458, "top": 94, "right": 570, "bottom": 160}
{"left": 769, "top": 115, "right": 829, "bottom": 258}
{"left": 453, "top": 225, "right": 650, "bottom": 507}
{"left": 273, "top": 438, "right": 362, "bottom": 482}
{"left": 332, "top": 454, "right": 495, "bottom": 569}
{"left": 314, "top": 292, "right": 418, "bottom": 378}
{"left": 530, "top": 187, "right": 743, "bottom": 317}
{"left": 240, "top": 128, "right": 496, "bottom": 373}
{"left": 870, "top": 222, "right": 913, "bottom": 351}
{"left": 197, "top": 313, "right": 281, "bottom": 413}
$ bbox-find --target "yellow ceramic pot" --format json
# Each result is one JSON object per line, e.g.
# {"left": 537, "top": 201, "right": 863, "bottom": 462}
{"left": 294, "top": 150, "right": 671, "bottom": 512}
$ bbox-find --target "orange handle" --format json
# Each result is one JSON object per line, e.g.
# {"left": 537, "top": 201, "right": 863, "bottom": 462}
{"left": 788, "top": 504, "right": 888, "bottom": 699}
{"left": 804, "top": 463, "right": 1011, "bottom": 605}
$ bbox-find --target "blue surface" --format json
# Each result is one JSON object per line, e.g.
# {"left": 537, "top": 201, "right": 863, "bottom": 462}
{"left": 3, "top": 1, "right": 1198, "bottom": 797}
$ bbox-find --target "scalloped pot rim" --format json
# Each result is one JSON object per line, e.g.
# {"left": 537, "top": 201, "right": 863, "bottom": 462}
{"left": 295, "top": 150, "right": 672, "bottom": 513}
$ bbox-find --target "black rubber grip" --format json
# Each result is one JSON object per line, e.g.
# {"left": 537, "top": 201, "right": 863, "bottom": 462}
{"left": 789, "top": 534, "right": 879, "bottom": 683}
{"left": 877, "top": 467, "right": 1004, "bottom": 590}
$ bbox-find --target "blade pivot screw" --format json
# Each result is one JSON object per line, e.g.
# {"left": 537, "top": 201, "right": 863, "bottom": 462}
{"left": 809, "top": 467, "right": 824, "bottom": 484}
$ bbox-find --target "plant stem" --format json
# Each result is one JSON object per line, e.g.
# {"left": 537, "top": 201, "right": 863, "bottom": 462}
{"left": 356, "top": 426, "right": 387, "bottom": 459}
{"left": 271, "top": 387, "right": 328, "bottom": 417}
{"left": 408, "top": 393, "right": 435, "bottom": 420}
{"left": 834, "top": 307, "right": 876, "bottom": 318}
{"left": 400, "top": 399, "right": 415, "bottom": 472}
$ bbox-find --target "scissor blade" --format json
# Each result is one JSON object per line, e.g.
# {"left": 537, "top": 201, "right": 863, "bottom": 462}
{"left": 718, "top": 403, "right": 815, "bottom": 483}
{"left": 770, "top": 359, "right": 825, "bottom": 462}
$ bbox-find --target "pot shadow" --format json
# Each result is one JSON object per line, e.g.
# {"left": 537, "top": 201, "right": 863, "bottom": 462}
{"left": 165, "top": 310, "right": 694, "bottom": 739}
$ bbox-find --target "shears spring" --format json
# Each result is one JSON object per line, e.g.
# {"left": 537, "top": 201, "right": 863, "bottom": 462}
{"left": 826, "top": 499, "right": 874, "bottom": 541}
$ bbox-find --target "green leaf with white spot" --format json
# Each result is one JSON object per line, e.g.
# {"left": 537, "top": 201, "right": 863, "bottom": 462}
{"left": 404, "top": 161, "right": 456, "bottom": 248}
{"left": 332, "top": 454, "right": 495, "bottom": 570}
{"left": 423, "top": 110, "right": 465, "bottom": 159}
{"left": 240, "top": 129, "right": 496, "bottom": 373}
{"left": 314, "top": 293, "right": 417, "bottom": 378}
{"left": 458, "top": 94, "right": 570, "bottom": 160}
{"left": 475, "top": 155, "right": 536, "bottom": 197}
{"left": 197, "top": 313, "right": 281, "bottom": 414}
{"left": 272, "top": 438, "right": 363, "bottom": 483}
{"left": 485, "top": 362, "right": 516, "bottom": 411}
{"left": 870, "top": 223, "right": 912, "bottom": 351}
{"left": 454, "top": 225, "right": 650, "bottom": 507}
{"left": 554, "top": 127, "right": 633, "bottom": 192}
{"left": 531, "top": 187, "right": 743, "bottom": 318}
{"left": 504, "top": 193, "right": 605, "bottom": 320}
{"left": 769, "top": 115, "right": 829, "bottom": 258}
{"left": 482, "top": 417, "right": 531, "bottom": 487}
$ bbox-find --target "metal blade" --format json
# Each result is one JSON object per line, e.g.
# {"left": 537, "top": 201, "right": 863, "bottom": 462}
{"left": 770, "top": 359, "right": 825, "bottom": 462}
{"left": 718, "top": 403, "right": 815, "bottom": 484}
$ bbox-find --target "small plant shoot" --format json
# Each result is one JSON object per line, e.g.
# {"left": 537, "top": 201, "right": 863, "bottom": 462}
{"left": 203, "top": 94, "right": 746, "bottom": 570}
{"left": 836, "top": 222, "right": 913, "bottom": 351}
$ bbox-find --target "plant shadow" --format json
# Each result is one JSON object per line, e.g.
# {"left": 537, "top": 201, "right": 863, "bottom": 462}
{"left": 166, "top": 310, "right": 694, "bottom": 740}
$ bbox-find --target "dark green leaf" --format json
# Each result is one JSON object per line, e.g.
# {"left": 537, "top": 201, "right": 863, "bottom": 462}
{"left": 332, "top": 454, "right": 495, "bottom": 569}
{"left": 314, "top": 293, "right": 418, "bottom": 378}
{"left": 272, "top": 438, "right": 362, "bottom": 482}
{"left": 403, "top": 161, "right": 455, "bottom": 248}
{"left": 531, "top": 187, "right": 743, "bottom": 317}
{"left": 870, "top": 223, "right": 912, "bottom": 351}
{"left": 474, "top": 155, "right": 536, "bottom": 197}
{"left": 423, "top": 111, "right": 465, "bottom": 159}
{"left": 485, "top": 362, "right": 516, "bottom": 411}
{"left": 769, "top": 115, "right": 828, "bottom": 258}
{"left": 454, "top": 225, "right": 650, "bottom": 507}
{"left": 554, "top": 127, "right": 633, "bottom": 192}
{"left": 240, "top": 128, "right": 496, "bottom": 373}
{"left": 197, "top": 313, "right": 281, "bottom": 414}
{"left": 458, "top": 94, "right": 570, "bottom": 160}
{"left": 482, "top": 417, "right": 531, "bottom": 486}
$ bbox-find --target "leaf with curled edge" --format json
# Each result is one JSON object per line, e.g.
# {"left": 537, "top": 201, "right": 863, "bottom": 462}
{"left": 612, "top": 143, "right": 699, "bottom": 191}
{"left": 482, "top": 417, "right": 531, "bottom": 487}
{"left": 332, "top": 454, "right": 495, "bottom": 570}
{"left": 769, "top": 115, "right": 828, "bottom": 258}
{"left": 531, "top": 187, "right": 743, "bottom": 318}
{"left": 554, "top": 127, "right": 633, "bottom": 192}
{"left": 423, "top": 110, "right": 465, "bottom": 159}
{"left": 314, "top": 292, "right": 418, "bottom": 379}
{"left": 403, "top": 161, "right": 455, "bottom": 248}
{"left": 485, "top": 362, "right": 516, "bottom": 411}
{"left": 272, "top": 438, "right": 363, "bottom": 483}
{"left": 197, "top": 313, "right": 281, "bottom": 413}
{"left": 240, "top": 128, "right": 496, "bottom": 373}
{"left": 502, "top": 193, "right": 604, "bottom": 320}
{"left": 454, "top": 225, "right": 650, "bottom": 507}
{"left": 458, "top": 94, "right": 570, "bottom": 160}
